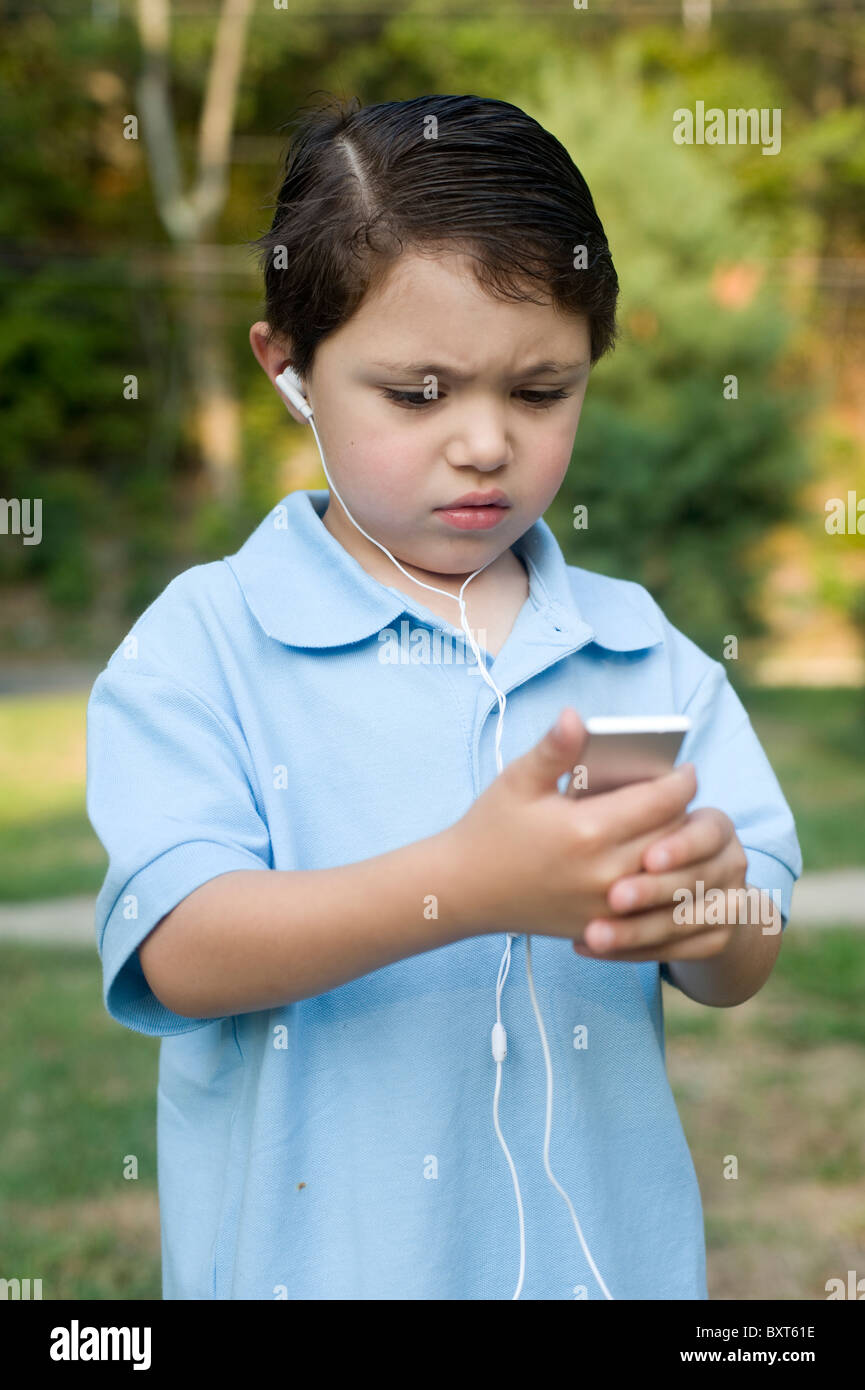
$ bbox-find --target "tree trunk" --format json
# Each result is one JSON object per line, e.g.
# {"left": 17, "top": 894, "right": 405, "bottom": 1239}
{"left": 184, "top": 242, "right": 241, "bottom": 506}
{"left": 135, "top": 0, "right": 253, "bottom": 505}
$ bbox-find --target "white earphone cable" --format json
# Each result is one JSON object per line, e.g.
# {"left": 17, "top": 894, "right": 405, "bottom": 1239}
{"left": 278, "top": 372, "right": 613, "bottom": 1300}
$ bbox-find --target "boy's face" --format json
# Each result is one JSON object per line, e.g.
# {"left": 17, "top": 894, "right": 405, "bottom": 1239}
{"left": 251, "top": 249, "right": 593, "bottom": 583}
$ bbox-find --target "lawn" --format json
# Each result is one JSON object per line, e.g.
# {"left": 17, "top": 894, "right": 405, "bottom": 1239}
{"left": 0, "top": 684, "right": 863, "bottom": 903}
{"left": 0, "top": 943, "right": 160, "bottom": 1299}
{"left": 1, "top": 928, "right": 862, "bottom": 1300}
{"left": 735, "top": 684, "right": 865, "bottom": 872}
{"left": 0, "top": 693, "right": 108, "bottom": 902}
{"left": 663, "top": 924, "right": 865, "bottom": 1300}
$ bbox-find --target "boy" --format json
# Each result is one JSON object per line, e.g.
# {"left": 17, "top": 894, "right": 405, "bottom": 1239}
{"left": 87, "top": 94, "right": 801, "bottom": 1299}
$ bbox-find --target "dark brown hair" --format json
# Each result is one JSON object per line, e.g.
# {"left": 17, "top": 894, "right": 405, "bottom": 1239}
{"left": 247, "top": 93, "right": 619, "bottom": 379}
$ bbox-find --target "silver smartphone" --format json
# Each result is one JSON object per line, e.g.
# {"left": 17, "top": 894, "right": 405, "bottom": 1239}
{"left": 562, "top": 715, "right": 692, "bottom": 798}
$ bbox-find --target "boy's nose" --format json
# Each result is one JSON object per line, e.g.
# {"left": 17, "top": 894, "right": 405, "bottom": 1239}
{"left": 445, "top": 423, "right": 512, "bottom": 472}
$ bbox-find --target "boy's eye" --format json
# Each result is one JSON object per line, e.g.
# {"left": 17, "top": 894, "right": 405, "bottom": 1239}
{"left": 517, "top": 389, "right": 571, "bottom": 407}
{"left": 380, "top": 389, "right": 435, "bottom": 408}
{"left": 379, "top": 387, "right": 571, "bottom": 410}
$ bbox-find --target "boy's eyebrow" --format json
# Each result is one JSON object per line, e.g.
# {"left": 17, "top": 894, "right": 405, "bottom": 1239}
{"left": 368, "top": 359, "right": 588, "bottom": 381}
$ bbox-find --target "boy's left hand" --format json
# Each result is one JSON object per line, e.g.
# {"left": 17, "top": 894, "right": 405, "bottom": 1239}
{"left": 573, "top": 807, "right": 748, "bottom": 962}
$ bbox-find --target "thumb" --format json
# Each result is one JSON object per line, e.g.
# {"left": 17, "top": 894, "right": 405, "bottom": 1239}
{"left": 504, "top": 707, "right": 588, "bottom": 799}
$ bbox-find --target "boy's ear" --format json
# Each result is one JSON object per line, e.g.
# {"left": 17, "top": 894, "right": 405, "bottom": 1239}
{"left": 248, "top": 319, "right": 286, "bottom": 372}
{"left": 249, "top": 323, "right": 309, "bottom": 426}
{"left": 249, "top": 321, "right": 293, "bottom": 378}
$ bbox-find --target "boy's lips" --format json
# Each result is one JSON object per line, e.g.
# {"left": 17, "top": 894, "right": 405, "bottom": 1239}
{"left": 434, "top": 491, "right": 511, "bottom": 530}
{"left": 436, "top": 490, "right": 510, "bottom": 509}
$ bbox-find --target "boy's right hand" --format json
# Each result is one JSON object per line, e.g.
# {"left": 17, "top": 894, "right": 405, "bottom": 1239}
{"left": 445, "top": 706, "right": 697, "bottom": 942}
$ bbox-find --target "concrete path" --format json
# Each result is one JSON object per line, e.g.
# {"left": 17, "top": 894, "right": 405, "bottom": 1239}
{"left": 0, "top": 870, "right": 863, "bottom": 945}
{"left": 0, "top": 895, "right": 102, "bottom": 944}
{"left": 790, "top": 869, "right": 865, "bottom": 925}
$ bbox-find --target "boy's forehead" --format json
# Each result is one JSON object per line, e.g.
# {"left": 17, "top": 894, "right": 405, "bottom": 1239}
{"left": 334, "top": 249, "right": 590, "bottom": 369}
{"left": 358, "top": 247, "right": 554, "bottom": 319}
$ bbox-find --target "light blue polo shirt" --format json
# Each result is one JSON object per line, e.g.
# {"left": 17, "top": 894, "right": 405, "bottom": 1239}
{"left": 86, "top": 487, "right": 801, "bottom": 1300}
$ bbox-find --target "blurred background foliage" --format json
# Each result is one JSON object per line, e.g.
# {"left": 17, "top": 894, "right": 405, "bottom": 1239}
{"left": 0, "top": 0, "right": 863, "bottom": 667}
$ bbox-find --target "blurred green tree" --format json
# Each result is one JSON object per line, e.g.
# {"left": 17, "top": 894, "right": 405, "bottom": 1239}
{"left": 525, "top": 43, "right": 814, "bottom": 660}
{"left": 4, "top": 2, "right": 863, "bottom": 665}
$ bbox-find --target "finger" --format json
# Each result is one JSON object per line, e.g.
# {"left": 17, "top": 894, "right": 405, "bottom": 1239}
{"left": 604, "top": 808, "right": 691, "bottom": 884}
{"left": 567, "top": 761, "right": 698, "bottom": 853}
{"left": 583, "top": 898, "right": 734, "bottom": 954}
{"left": 642, "top": 807, "right": 732, "bottom": 874}
{"left": 505, "top": 707, "right": 588, "bottom": 798}
{"left": 607, "top": 836, "right": 743, "bottom": 916}
{"left": 574, "top": 926, "right": 732, "bottom": 964}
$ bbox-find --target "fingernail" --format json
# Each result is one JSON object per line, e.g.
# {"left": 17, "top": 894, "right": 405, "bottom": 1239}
{"left": 588, "top": 922, "right": 615, "bottom": 949}
{"left": 651, "top": 850, "right": 670, "bottom": 870}
{"left": 615, "top": 884, "right": 636, "bottom": 908}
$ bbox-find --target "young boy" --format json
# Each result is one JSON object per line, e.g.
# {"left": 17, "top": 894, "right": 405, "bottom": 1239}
{"left": 87, "top": 93, "right": 801, "bottom": 1300}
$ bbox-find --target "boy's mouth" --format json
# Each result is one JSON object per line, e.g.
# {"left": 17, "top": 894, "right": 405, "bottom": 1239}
{"left": 439, "top": 489, "right": 510, "bottom": 509}
{"left": 434, "top": 490, "right": 511, "bottom": 531}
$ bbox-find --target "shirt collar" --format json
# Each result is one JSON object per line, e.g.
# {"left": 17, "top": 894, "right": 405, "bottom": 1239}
{"left": 225, "top": 488, "right": 662, "bottom": 653}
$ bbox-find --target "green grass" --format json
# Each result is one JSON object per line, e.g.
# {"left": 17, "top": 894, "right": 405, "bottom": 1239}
{"left": 0, "top": 693, "right": 108, "bottom": 902}
{"left": 733, "top": 683, "right": 865, "bottom": 871}
{"left": 0, "top": 943, "right": 160, "bottom": 1299}
{"left": 0, "top": 684, "right": 862, "bottom": 902}
{"left": 662, "top": 926, "right": 865, "bottom": 1299}
{"left": 667, "top": 922, "right": 865, "bottom": 1047}
{"left": 753, "top": 924, "right": 865, "bottom": 1048}
{"left": 1, "top": 928, "right": 863, "bottom": 1299}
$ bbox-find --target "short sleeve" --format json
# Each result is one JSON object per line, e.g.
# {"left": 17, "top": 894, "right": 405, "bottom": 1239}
{"left": 86, "top": 664, "right": 272, "bottom": 1036}
{"left": 657, "top": 652, "right": 802, "bottom": 992}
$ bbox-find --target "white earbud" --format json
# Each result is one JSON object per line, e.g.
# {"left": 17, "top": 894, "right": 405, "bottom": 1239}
{"left": 275, "top": 366, "right": 314, "bottom": 421}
